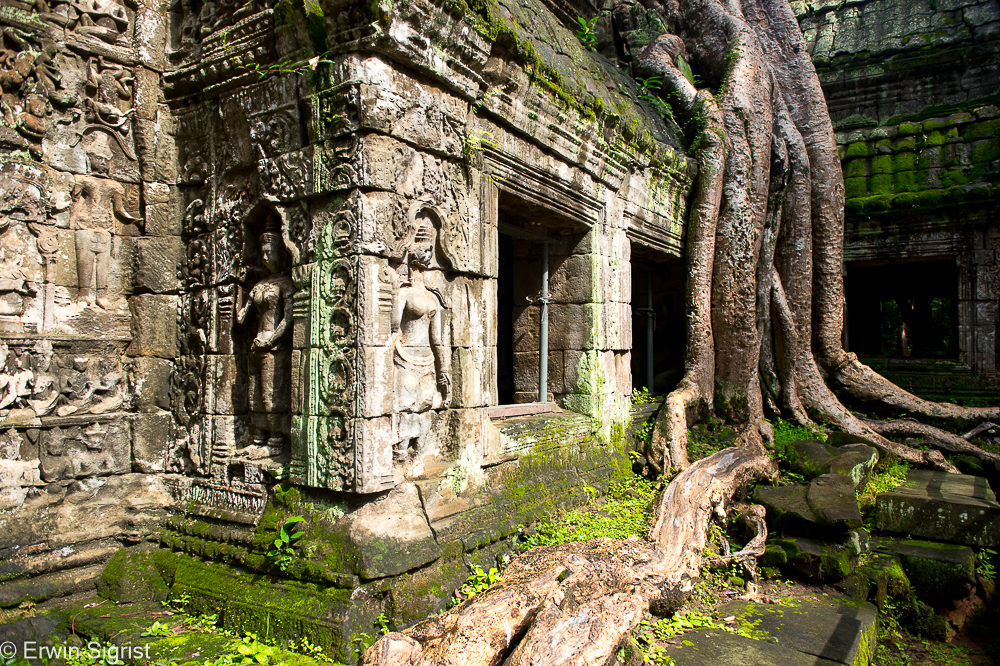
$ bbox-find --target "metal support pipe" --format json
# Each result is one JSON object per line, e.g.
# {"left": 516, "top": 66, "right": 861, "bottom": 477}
{"left": 538, "top": 242, "right": 549, "bottom": 403}
{"left": 646, "top": 271, "right": 654, "bottom": 392}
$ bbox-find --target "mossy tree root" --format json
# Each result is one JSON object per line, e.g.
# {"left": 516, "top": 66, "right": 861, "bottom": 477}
{"left": 362, "top": 447, "right": 774, "bottom": 666}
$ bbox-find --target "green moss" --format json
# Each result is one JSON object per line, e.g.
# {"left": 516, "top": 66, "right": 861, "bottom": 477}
{"left": 963, "top": 119, "right": 1000, "bottom": 141}
{"left": 925, "top": 128, "right": 958, "bottom": 146}
{"left": 870, "top": 173, "right": 893, "bottom": 195}
{"left": 898, "top": 121, "right": 922, "bottom": 135}
{"left": 893, "top": 169, "right": 918, "bottom": 192}
{"left": 871, "top": 154, "right": 893, "bottom": 175}
{"left": 98, "top": 550, "right": 170, "bottom": 604}
{"left": 843, "top": 158, "right": 867, "bottom": 178}
{"left": 939, "top": 168, "right": 970, "bottom": 188}
{"left": 844, "top": 177, "right": 868, "bottom": 199}
{"left": 894, "top": 136, "right": 918, "bottom": 152}
{"left": 971, "top": 139, "right": 1000, "bottom": 163}
{"left": 845, "top": 142, "right": 869, "bottom": 158}
{"left": 892, "top": 151, "right": 916, "bottom": 172}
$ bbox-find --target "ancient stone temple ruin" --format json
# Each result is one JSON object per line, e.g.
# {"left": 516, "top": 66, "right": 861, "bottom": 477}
{"left": 0, "top": 0, "right": 696, "bottom": 648}
{"left": 0, "top": 0, "right": 997, "bottom": 657}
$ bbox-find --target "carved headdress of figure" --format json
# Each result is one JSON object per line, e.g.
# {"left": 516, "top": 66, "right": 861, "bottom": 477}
{"left": 399, "top": 216, "right": 447, "bottom": 309}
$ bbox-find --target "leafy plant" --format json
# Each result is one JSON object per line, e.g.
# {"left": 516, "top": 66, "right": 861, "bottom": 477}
{"left": 453, "top": 565, "right": 502, "bottom": 606}
{"left": 267, "top": 516, "right": 306, "bottom": 571}
{"left": 163, "top": 592, "right": 191, "bottom": 613}
{"left": 472, "top": 82, "right": 511, "bottom": 114}
{"left": 375, "top": 613, "right": 391, "bottom": 636}
{"left": 221, "top": 30, "right": 334, "bottom": 81}
{"left": 636, "top": 420, "right": 654, "bottom": 446}
{"left": 141, "top": 620, "right": 174, "bottom": 638}
{"left": 631, "top": 386, "right": 653, "bottom": 404}
{"left": 575, "top": 16, "right": 598, "bottom": 50}
{"left": 977, "top": 548, "right": 996, "bottom": 580}
{"left": 182, "top": 612, "right": 219, "bottom": 633}
{"left": 462, "top": 129, "right": 496, "bottom": 159}
{"left": 634, "top": 75, "right": 675, "bottom": 123}
{"left": 205, "top": 633, "right": 281, "bottom": 666}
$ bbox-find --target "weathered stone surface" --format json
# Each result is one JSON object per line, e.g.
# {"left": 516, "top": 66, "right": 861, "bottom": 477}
{"left": 715, "top": 598, "right": 877, "bottom": 666}
{"left": 876, "top": 469, "right": 1000, "bottom": 546}
{"left": 668, "top": 629, "right": 844, "bottom": 666}
{"left": 127, "top": 294, "right": 179, "bottom": 358}
{"left": 97, "top": 549, "right": 170, "bottom": 603}
{"left": 134, "top": 236, "right": 184, "bottom": 293}
{"left": 755, "top": 474, "right": 862, "bottom": 534}
{"left": 755, "top": 484, "right": 823, "bottom": 535}
{"left": 132, "top": 412, "right": 172, "bottom": 473}
{"left": 808, "top": 474, "right": 864, "bottom": 528}
{"left": 772, "top": 537, "right": 854, "bottom": 580}
{"left": 886, "top": 538, "right": 976, "bottom": 607}
{"left": 783, "top": 439, "right": 878, "bottom": 490}
{"left": 343, "top": 484, "right": 441, "bottom": 579}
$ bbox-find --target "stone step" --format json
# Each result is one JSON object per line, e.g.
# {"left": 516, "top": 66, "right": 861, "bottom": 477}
{"left": 754, "top": 474, "right": 862, "bottom": 537}
{"left": 881, "top": 538, "right": 976, "bottom": 607}
{"left": 781, "top": 439, "right": 879, "bottom": 490}
{"left": 670, "top": 597, "right": 877, "bottom": 666}
{"left": 667, "top": 631, "right": 843, "bottom": 666}
{"left": 876, "top": 469, "right": 1000, "bottom": 547}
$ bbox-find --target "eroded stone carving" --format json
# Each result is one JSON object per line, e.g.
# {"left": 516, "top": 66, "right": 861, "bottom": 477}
{"left": 235, "top": 218, "right": 295, "bottom": 457}
{"left": 391, "top": 209, "right": 450, "bottom": 464}
{"left": 70, "top": 175, "right": 140, "bottom": 309}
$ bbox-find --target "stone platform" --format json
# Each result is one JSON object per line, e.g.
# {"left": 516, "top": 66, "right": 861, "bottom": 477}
{"left": 875, "top": 469, "right": 1000, "bottom": 547}
{"left": 669, "top": 598, "right": 877, "bottom": 666}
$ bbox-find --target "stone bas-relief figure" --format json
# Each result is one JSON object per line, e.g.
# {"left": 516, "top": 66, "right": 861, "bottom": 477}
{"left": 391, "top": 220, "right": 450, "bottom": 464}
{"left": 70, "top": 175, "right": 140, "bottom": 309}
{"left": 0, "top": 340, "right": 123, "bottom": 422}
{"left": 236, "top": 229, "right": 294, "bottom": 458}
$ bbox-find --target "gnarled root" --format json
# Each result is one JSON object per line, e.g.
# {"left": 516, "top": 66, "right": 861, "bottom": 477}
{"left": 362, "top": 444, "right": 774, "bottom": 666}
{"left": 703, "top": 503, "right": 767, "bottom": 568}
{"left": 830, "top": 354, "right": 1000, "bottom": 424}
{"left": 860, "top": 417, "right": 1000, "bottom": 465}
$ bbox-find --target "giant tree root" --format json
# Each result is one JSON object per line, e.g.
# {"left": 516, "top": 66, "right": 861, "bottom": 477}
{"left": 362, "top": 447, "right": 774, "bottom": 666}
{"left": 860, "top": 417, "right": 1000, "bottom": 465}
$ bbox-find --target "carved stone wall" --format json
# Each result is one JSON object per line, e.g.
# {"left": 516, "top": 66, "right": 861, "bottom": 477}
{"left": 0, "top": 0, "right": 696, "bottom": 616}
{"left": 0, "top": 0, "right": 183, "bottom": 604}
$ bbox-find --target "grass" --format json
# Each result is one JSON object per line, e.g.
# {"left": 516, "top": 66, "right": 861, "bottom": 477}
{"left": 520, "top": 475, "right": 661, "bottom": 549}
{"left": 770, "top": 417, "right": 826, "bottom": 448}
{"left": 857, "top": 459, "right": 909, "bottom": 522}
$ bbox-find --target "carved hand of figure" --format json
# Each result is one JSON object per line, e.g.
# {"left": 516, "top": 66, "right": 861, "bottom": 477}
{"left": 251, "top": 334, "right": 271, "bottom": 352}
{"left": 438, "top": 371, "right": 451, "bottom": 406}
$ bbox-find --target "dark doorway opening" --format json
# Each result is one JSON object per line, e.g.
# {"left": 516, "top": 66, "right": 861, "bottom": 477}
{"left": 630, "top": 250, "right": 686, "bottom": 395}
{"left": 495, "top": 193, "right": 590, "bottom": 407}
{"left": 497, "top": 231, "right": 515, "bottom": 405}
{"left": 845, "top": 259, "right": 959, "bottom": 359}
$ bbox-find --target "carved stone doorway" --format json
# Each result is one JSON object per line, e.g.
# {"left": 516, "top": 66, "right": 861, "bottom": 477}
{"left": 494, "top": 194, "right": 591, "bottom": 409}
{"left": 497, "top": 231, "right": 516, "bottom": 404}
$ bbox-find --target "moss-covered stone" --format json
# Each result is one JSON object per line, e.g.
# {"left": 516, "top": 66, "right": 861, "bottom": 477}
{"left": 97, "top": 550, "right": 170, "bottom": 604}
{"left": 772, "top": 537, "right": 854, "bottom": 581}
{"left": 888, "top": 539, "right": 975, "bottom": 607}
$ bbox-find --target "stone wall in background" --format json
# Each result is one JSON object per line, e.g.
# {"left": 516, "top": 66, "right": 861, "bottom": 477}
{"left": 796, "top": 0, "right": 1000, "bottom": 381}
{"left": 0, "top": 0, "right": 181, "bottom": 607}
